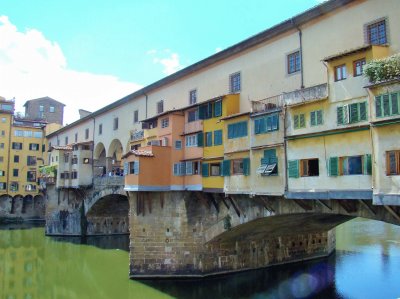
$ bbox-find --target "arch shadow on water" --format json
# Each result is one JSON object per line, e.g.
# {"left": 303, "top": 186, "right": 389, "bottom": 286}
{"left": 49, "top": 233, "right": 130, "bottom": 251}
{"left": 142, "top": 255, "right": 342, "bottom": 299}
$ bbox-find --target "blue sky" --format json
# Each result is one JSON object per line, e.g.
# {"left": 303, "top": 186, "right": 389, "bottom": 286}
{"left": 0, "top": 0, "right": 323, "bottom": 123}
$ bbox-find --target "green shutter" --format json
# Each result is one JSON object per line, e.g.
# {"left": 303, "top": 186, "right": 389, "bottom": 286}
{"left": 272, "top": 114, "right": 279, "bottom": 130}
{"left": 288, "top": 160, "right": 299, "bottom": 178}
{"left": 329, "top": 157, "right": 338, "bottom": 176}
{"left": 349, "top": 103, "right": 359, "bottom": 123}
{"left": 243, "top": 158, "right": 250, "bottom": 176}
{"left": 364, "top": 154, "right": 372, "bottom": 175}
{"left": 266, "top": 116, "right": 272, "bottom": 131}
{"left": 294, "top": 114, "right": 299, "bottom": 129}
{"left": 134, "top": 161, "right": 140, "bottom": 174}
{"left": 375, "top": 95, "right": 382, "bottom": 118}
{"left": 228, "top": 124, "right": 234, "bottom": 139}
{"left": 359, "top": 102, "right": 367, "bottom": 121}
{"left": 222, "top": 160, "right": 231, "bottom": 176}
{"left": 317, "top": 110, "right": 323, "bottom": 125}
{"left": 383, "top": 94, "right": 390, "bottom": 116}
{"left": 299, "top": 114, "right": 305, "bottom": 128}
{"left": 264, "top": 149, "right": 276, "bottom": 164}
{"left": 202, "top": 163, "right": 209, "bottom": 177}
{"left": 337, "top": 106, "right": 344, "bottom": 125}
{"left": 197, "top": 132, "right": 204, "bottom": 147}
{"left": 206, "top": 132, "right": 212, "bottom": 147}
{"left": 254, "top": 119, "right": 262, "bottom": 134}
{"left": 214, "top": 100, "right": 222, "bottom": 117}
{"left": 214, "top": 130, "right": 222, "bottom": 145}
{"left": 199, "top": 105, "right": 206, "bottom": 119}
{"left": 391, "top": 93, "right": 399, "bottom": 115}
{"left": 310, "top": 111, "right": 316, "bottom": 126}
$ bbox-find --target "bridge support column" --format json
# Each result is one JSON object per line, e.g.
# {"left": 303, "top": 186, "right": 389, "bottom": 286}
{"left": 127, "top": 191, "right": 336, "bottom": 278}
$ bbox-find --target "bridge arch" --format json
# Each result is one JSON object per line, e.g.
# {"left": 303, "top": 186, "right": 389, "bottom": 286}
{"left": 94, "top": 142, "right": 107, "bottom": 176}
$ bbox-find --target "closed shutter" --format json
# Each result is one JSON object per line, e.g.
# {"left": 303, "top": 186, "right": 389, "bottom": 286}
{"left": 214, "top": 130, "right": 222, "bottom": 145}
{"left": 180, "top": 162, "right": 186, "bottom": 176}
{"left": 202, "top": 163, "right": 209, "bottom": 177}
{"left": 383, "top": 94, "right": 390, "bottom": 116}
{"left": 310, "top": 111, "right": 316, "bottom": 126}
{"left": 243, "top": 158, "right": 250, "bottom": 176}
{"left": 299, "top": 114, "right": 305, "bottom": 128}
{"left": 222, "top": 160, "right": 231, "bottom": 176}
{"left": 375, "top": 95, "right": 382, "bottom": 117}
{"left": 228, "top": 124, "right": 234, "bottom": 139}
{"left": 254, "top": 119, "right": 262, "bottom": 134}
{"left": 328, "top": 157, "right": 338, "bottom": 176}
{"left": 206, "top": 132, "right": 212, "bottom": 147}
{"left": 288, "top": 160, "right": 299, "bottom": 178}
{"left": 197, "top": 132, "right": 203, "bottom": 147}
{"left": 134, "top": 161, "right": 140, "bottom": 174}
{"left": 317, "top": 110, "right": 323, "bottom": 125}
{"left": 364, "top": 154, "right": 372, "bottom": 175}
{"left": 359, "top": 102, "right": 367, "bottom": 121}
{"left": 294, "top": 114, "right": 299, "bottom": 128}
{"left": 266, "top": 116, "right": 272, "bottom": 131}
{"left": 199, "top": 105, "right": 206, "bottom": 119}
{"left": 349, "top": 103, "right": 359, "bottom": 123}
{"left": 173, "top": 163, "right": 178, "bottom": 176}
{"left": 391, "top": 93, "right": 399, "bottom": 115}
{"left": 264, "top": 149, "right": 276, "bottom": 164}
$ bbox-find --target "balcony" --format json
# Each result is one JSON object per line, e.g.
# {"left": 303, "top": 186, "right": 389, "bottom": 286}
{"left": 131, "top": 130, "right": 144, "bottom": 142}
{"left": 184, "top": 120, "right": 203, "bottom": 135}
{"left": 144, "top": 127, "right": 158, "bottom": 139}
{"left": 251, "top": 94, "right": 283, "bottom": 114}
{"left": 283, "top": 83, "right": 328, "bottom": 106}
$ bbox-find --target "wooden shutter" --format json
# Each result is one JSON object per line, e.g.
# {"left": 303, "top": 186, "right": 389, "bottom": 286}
{"left": 288, "top": 160, "right": 299, "bottom": 178}
{"left": 222, "top": 160, "right": 231, "bottom": 176}
{"left": 197, "top": 132, "right": 203, "bottom": 147}
{"left": 264, "top": 149, "right": 276, "bottom": 164}
{"left": 359, "top": 102, "right": 367, "bottom": 121}
{"left": 206, "top": 132, "right": 212, "bottom": 147}
{"left": 294, "top": 114, "right": 299, "bottom": 128}
{"left": 383, "top": 94, "right": 390, "bottom": 116}
{"left": 337, "top": 106, "right": 343, "bottom": 124}
{"left": 186, "top": 161, "right": 193, "bottom": 175}
{"left": 299, "top": 114, "right": 305, "bottom": 128}
{"left": 272, "top": 114, "right": 279, "bottom": 130}
{"left": 364, "top": 154, "right": 372, "bottom": 175}
{"left": 123, "top": 162, "right": 129, "bottom": 175}
{"left": 243, "top": 158, "right": 250, "bottom": 176}
{"left": 266, "top": 116, "right": 272, "bottom": 131}
{"left": 133, "top": 161, "right": 140, "bottom": 174}
{"left": 375, "top": 95, "right": 382, "bottom": 117}
{"left": 214, "top": 100, "right": 222, "bottom": 117}
{"left": 310, "top": 111, "right": 316, "bottom": 126}
{"left": 391, "top": 93, "right": 399, "bottom": 115}
{"left": 349, "top": 103, "right": 359, "bottom": 123}
{"left": 317, "top": 110, "right": 323, "bottom": 125}
{"left": 201, "top": 163, "right": 209, "bottom": 177}
{"left": 329, "top": 157, "right": 338, "bottom": 176}
{"left": 228, "top": 124, "right": 234, "bottom": 139}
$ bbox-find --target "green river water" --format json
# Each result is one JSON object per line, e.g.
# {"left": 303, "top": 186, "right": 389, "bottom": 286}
{"left": 1, "top": 218, "right": 400, "bottom": 299}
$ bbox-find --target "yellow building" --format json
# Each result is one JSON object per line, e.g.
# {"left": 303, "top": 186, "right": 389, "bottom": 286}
{"left": 201, "top": 94, "right": 239, "bottom": 193}
{"left": 0, "top": 97, "right": 47, "bottom": 219}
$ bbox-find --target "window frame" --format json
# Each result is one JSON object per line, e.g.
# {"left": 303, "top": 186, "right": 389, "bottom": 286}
{"left": 189, "top": 89, "right": 197, "bottom": 105}
{"left": 113, "top": 118, "right": 119, "bottom": 130}
{"left": 300, "top": 158, "right": 320, "bottom": 177}
{"left": 334, "top": 64, "right": 347, "bottom": 81}
{"left": 133, "top": 110, "right": 139, "bottom": 123}
{"left": 293, "top": 113, "right": 306, "bottom": 129}
{"left": 287, "top": 50, "right": 301, "bottom": 74}
{"left": 353, "top": 58, "right": 366, "bottom": 77}
{"left": 367, "top": 19, "right": 387, "bottom": 45}
{"left": 157, "top": 100, "right": 164, "bottom": 114}
{"left": 185, "top": 134, "right": 198, "bottom": 147}
{"left": 386, "top": 150, "right": 400, "bottom": 175}
{"left": 161, "top": 117, "right": 169, "bottom": 128}
{"left": 229, "top": 72, "right": 241, "bottom": 93}
{"left": 210, "top": 163, "right": 221, "bottom": 176}
{"left": 49, "top": 106, "right": 55, "bottom": 113}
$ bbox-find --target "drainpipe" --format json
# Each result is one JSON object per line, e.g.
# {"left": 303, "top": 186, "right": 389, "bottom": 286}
{"left": 143, "top": 92, "right": 148, "bottom": 119}
{"left": 283, "top": 105, "right": 289, "bottom": 194}
{"left": 292, "top": 18, "right": 304, "bottom": 89}
{"left": 6, "top": 113, "right": 12, "bottom": 197}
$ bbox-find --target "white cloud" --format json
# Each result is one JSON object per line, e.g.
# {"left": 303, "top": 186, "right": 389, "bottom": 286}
{"left": 215, "top": 47, "right": 222, "bottom": 53}
{"left": 148, "top": 49, "right": 184, "bottom": 75}
{"left": 0, "top": 16, "right": 142, "bottom": 124}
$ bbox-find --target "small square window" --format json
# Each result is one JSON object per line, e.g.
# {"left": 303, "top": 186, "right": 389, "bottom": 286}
{"left": 1, "top": 117, "right": 6, "bottom": 123}
{"left": 189, "top": 89, "right": 197, "bottom": 105}
{"left": 175, "top": 140, "right": 182, "bottom": 150}
{"left": 49, "top": 106, "right": 55, "bottom": 113}
{"left": 335, "top": 64, "right": 347, "bottom": 81}
{"left": 157, "top": 100, "right": 164, "bottom": 114}
{"left": 99, "top": 124, "right": 102, "bottom": 135}
{"left": 287, "top": 51, "right": 301, "bottom": 74}
{"left": 300, "top": 159, "right": 319, "bottom": 177}
{"left": 161, "top": 118, "right": 169, "bottom": 128}
{"left": 367, "top": 19, "right": 387, "bottom": 45}
{"left": 353, "top": 58, "right": 366, "bottom": 77}
{"left": 39, "top": 105, "right": 44, "bottom": 112}
{"left": 113, "top": 118, "right": 119, "bottom": 130}
{"left": 210, "top": 163, "right": 221, "bottom": 176}
{"left": 229, "top": 72, "right": 241, "bottom": 93}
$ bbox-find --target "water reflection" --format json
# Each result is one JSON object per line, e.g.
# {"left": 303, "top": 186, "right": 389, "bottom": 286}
{"left": 0, "top": 218, "right": 399, "bottom": 299}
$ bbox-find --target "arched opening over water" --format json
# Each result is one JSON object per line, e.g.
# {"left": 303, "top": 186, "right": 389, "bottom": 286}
{"left": 85, "top": 194, "right": 129, "bottom": 235}
{"left": 94, "top": 142, "right": 107, "bottom": 176}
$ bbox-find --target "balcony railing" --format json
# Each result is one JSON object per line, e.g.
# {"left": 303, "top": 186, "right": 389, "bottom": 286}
{"left": 283, "top": 83, "right": 328, "bottom": 106}
{"left": 93, "top": 176, "right": 125, "bottom": 188}
{"left": 131, "top": 130, "right": 144, "bottom": 141}
{"left": 251, "top": 94, "right": 283, "bottom": 114}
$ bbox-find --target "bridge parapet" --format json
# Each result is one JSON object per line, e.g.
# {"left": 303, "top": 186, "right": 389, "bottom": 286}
{"left": 93, "top": 176, "right": 125, "bottom": 188}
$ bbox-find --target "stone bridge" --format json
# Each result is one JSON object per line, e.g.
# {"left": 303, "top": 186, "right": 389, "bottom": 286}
{"left": 45, "top": 176, "right": 128, "bottom": 236}
{"left": 127, "top": 191, "right": 400, "bottom": 278}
